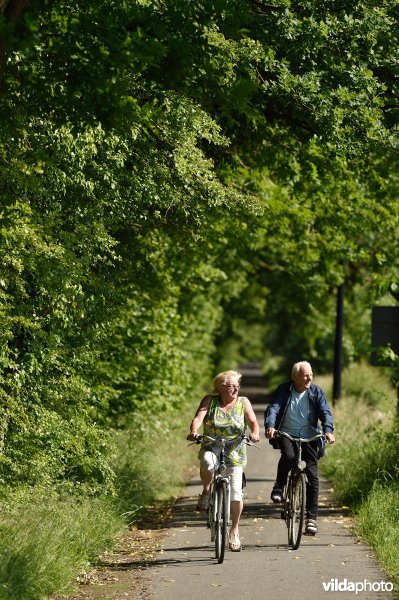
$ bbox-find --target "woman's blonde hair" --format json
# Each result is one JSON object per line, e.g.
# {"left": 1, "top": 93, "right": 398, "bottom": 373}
{"left": 212, "top": 370, "right": 242, "bottom": 392}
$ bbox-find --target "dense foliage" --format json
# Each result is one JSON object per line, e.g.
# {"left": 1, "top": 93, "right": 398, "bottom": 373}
{"left": 0, "top": 0, "right": 398, "bottom": 492}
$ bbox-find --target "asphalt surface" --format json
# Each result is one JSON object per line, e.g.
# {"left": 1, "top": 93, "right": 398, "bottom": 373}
{"left": 148, "top": 364, "right": 396, "bottom": 600}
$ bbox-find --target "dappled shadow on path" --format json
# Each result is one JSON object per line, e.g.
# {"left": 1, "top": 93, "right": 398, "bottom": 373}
{"left": 161, "top": 491, "right": 283, "bottom": 530}
{"left": 132, "top": 497, "right": 355, "bottom": 578}
{"left": 184, "top": 476, "right": 275, "bottom": 488}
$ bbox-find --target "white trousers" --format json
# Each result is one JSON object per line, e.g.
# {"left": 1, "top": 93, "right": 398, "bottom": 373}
{"left": 200, "top": 450, "right": 244, "bottom": 501}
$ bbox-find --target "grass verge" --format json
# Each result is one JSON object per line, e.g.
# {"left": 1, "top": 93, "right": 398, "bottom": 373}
{"left": 319, "top": 363, "right": 399, "bottom": 591}
{"left": 357, "top": 482, "right": 399, "bottom": 584}
{"left": 0, "top": 401, "right": 198, "bottom": 600}
{"left": 112, "top": 404, "right": 198, "bottom": 522}
{"left": 0, "top": 491, "right": 123, "bottom": 600}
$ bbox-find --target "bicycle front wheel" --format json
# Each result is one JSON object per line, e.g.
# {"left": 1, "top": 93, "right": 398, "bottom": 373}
{"left": 209, "top": 483, "right": 215, "bottom": 541}
{"left": 285, "top": 479, "right": 294, "bottom": 544}
{"left": 215, "top": 480, "right": 228, "bottom": 563}
{"left": 291, "top": 472, "right": 306, "bottom": 550}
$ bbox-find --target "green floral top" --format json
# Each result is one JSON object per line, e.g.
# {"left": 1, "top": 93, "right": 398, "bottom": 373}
{"left": 199, "top": 395, "right": 247, "bottom": 467}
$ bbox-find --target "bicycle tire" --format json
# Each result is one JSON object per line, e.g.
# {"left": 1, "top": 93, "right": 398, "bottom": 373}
{"left": 209, "top": 483, "right": 215, "bottom": 542}
{"left": 215, "top": 480, "right": 228, "bottom": 563}
{"left": 285, "top": 479, "right": 293, "bottom": 545}
{"left": 291, "top": 472, "right": 306, "bottom": 550}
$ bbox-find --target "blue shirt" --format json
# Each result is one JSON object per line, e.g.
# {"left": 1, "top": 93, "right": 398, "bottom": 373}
{"left": 280, "top": 389, "right": 315, "bottom": 437}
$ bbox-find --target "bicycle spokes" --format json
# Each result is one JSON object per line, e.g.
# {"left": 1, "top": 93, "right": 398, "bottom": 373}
{"left": 215, "top": 481, "right": 228, "bottom": 563}
{"left": 290, "top": 473, "right": 306, "bottom": 550}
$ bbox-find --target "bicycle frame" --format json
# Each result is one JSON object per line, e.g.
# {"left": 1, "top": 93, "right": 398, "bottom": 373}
{"left": 208, "top": 438, "right": 231, "bottom": 539}
{"left": 206, "top": 438, "right": 232, "bottom": 563}
{"left": 188, "top": 432, "right": 259, "bottom": 563}
{"left": 276, "top": 431, "right": 325, "bottom": 550}
{"left": 277, "top": 430, "right": 325, "bottom": 474}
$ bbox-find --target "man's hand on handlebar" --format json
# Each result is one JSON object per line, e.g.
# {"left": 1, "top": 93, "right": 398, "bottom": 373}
{"left": 265, "top": 428, "right": 335, "bottom": 444}
{"left": 265, "top": 427, "right": 275, "bottom": 439}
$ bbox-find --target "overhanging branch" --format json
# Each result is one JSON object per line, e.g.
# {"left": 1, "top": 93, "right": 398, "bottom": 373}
{"left": 0, "top": 0, "right": 28, "bottom": 86}
{"left": 249, "top": 0, "right": 284, "bottom": 12}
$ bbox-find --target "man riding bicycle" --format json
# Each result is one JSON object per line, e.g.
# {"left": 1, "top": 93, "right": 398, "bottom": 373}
{"left": 264, "top": 361, "right": 335, "bottom": 535}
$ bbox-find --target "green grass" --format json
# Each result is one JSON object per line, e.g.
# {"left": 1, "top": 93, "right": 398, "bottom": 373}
{"left": 0, "top": 491, "right": 123, "bottom": 600}
{"left": 0, "top": 401, "right": 198, "bottom": 599}
{"left": 112, "top": 403, "right": 199, "bottom": 519}
{"left": 320, "top": 362, "right": 399, "bottom": 590}
{"left": 357, "top": 482, "right": 399, "bottom": 586}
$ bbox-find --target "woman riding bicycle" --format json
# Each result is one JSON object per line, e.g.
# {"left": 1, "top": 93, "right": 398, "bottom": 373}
{"left": 187, "top": 370, "right": 260, "bottom": 552}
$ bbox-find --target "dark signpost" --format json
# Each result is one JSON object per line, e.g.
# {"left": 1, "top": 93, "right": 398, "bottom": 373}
{"left": 332, "top": 278, "right": 344, "bottom": 403}
{"left": 371, "top": 306, "right": 399, "bottom": 415}
{"left": 371, "top": 306, "right": 399, "bottom": 366}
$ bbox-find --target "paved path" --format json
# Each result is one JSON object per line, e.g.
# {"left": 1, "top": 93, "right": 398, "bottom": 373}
{"left": 148, "top": 364, "right": 396, "bottom": 600}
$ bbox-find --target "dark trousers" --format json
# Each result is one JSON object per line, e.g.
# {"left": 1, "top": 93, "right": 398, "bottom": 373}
{"left": 275, "top": 436, "right": 319, "bottom": 520}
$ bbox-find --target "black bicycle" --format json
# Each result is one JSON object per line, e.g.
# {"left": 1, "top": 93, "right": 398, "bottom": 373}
{"left": 275, "top": 431, "right": 326, "bottom": 550}
{"left": 189, "top": 433, "right": 259, "bottom": 563}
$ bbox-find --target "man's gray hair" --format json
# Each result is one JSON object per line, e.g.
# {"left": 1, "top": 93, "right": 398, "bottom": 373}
{"left": 291, "top": 361, "right": 312, "bottom": 379}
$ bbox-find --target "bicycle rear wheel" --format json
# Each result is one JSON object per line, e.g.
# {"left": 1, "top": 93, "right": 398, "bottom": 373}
{"left": 290, "top": 472, "right": 306, "bottom": 550}
{"left": 215, "top": 480, "right": 228, "bottom": 563}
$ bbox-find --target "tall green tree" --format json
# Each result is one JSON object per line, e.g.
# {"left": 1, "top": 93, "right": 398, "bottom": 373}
{"left": 1, "top": 0, "right": 398, "bottom": 490}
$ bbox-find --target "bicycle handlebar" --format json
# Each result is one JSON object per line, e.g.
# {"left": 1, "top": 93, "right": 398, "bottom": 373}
{"left": 274, "top": 431, "right": 327, "bottom": 443}
{"left": 242, "top": 435, "right": 261, "bottom": 449}
{"left": 186, "top": 434, "right": 215, "bottom": 445}
{"left": 187, "top": 433, "right": 260, "bottom": 449}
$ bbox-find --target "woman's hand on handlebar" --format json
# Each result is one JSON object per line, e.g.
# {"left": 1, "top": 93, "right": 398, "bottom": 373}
{"left": 249, "top": 432, "right": 260, "bottom": 443}
{"left": 187, "top": 432, "right": 199, "bottom": 441}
